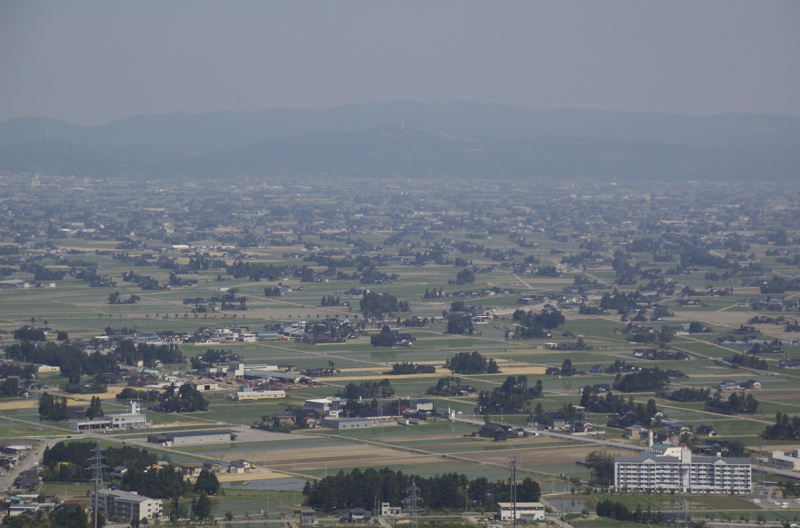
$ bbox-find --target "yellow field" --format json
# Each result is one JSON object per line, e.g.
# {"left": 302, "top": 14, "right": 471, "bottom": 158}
{"left": 213, "top": 469, "right": 292, "bottom": 483}
{"left": 0, "top": 386, "right": 130, "bottom": 410}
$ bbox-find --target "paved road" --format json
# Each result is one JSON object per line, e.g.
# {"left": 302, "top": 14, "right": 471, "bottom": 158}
{"left": 0, "top": 437, "right": 62, "bottom": 491}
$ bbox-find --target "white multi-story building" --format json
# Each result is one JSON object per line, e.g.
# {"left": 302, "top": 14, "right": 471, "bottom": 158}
{"left": 614, "top": 445, "right": 751, "bottom": 494}
{"left": 94, "top": 489, "right": 162, "bottom": 522}
{"left": 70, "top": 401, "right": 149, "bottom": 431}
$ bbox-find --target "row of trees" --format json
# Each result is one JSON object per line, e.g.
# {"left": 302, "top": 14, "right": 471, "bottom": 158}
{"left": 596, "top": 499, "right": 665, "bottom": 524}
{"left": 613, "top": 368, "right": 670, "bottom": 392}
{"left": 386, "top": 362, "right": 436, "bottom": 375}
{"left": 706, "top": 391, "right": 759, "bottom": 415}
{"left": 303, "top": 467, "right": 540, "bottom": 513}
{"left": 337, "top": 379, "right": 395, "bottom": 400}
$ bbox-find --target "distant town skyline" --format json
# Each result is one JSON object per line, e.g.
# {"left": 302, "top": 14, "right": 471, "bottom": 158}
{"left": 2, "top": 1, "right": 800, "bottom": 126}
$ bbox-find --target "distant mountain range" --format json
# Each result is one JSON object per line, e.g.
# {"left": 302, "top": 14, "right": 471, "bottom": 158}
{"left": 1, "top": 101, "right": 798, "bottom": 181}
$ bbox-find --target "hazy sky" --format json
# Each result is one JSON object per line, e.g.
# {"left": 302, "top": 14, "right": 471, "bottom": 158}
{"left": 2, "top": 1, "right": 799, "bottom": 125}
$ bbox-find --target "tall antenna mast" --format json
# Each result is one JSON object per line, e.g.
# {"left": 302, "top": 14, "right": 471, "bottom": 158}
{"left": 88, "top": 442, "right": 106, "bottom": 528}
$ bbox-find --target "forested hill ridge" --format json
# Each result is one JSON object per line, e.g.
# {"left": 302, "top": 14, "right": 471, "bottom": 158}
{"left": 1, "top": 101, "right": 798, "bottom": 181}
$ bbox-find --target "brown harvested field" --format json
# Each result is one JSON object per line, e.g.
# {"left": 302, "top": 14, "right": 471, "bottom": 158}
{"left": 337, "top": 360, "right": 546, "bottom": 379}
{"left": 451, "top": 443, "right": 606, "bottom": 470}
{"left": 205, "top": 432, "right": 602, "bottom": 478}
{"left": 207, "top": 443, "right": 446, "bottom": 473}
{"left": 756, "top": 389, "right": 800, "bottom": 402}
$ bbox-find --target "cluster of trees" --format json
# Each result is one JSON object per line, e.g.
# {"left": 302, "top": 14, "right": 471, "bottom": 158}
{"left": 42, "top": 442, "right": 157, "bottom": 483}
{"left": 189, "top": 348, "right": 239, "bottom": 370}
{"left": 303, "top": 467, "right": 539, "bottom": 513}
{"left": 0, "top": 362, "right": 36, "bottom": 380}
{"left": 626, "top": 325, "right": 673, "bottom": 346}
{"left": 584, "top": 451, "right": 614, "bottom": 486}
{"left": 580, "top": 389, "right": 626, "bottom": 413}
{"left": 116, "top": 387, "right": 161, "bottom": 402}
{"left": 19, "top": 262, "right": 66, "bottom": 281}
{"left": 730, "top": 353, "right": 768, "bottom": 370}
{"left": 0, "top": 377, "right": 21, "bottom": 398}
{"left": 596, "top": 500, "right": 664, "bottom": 525}
{"left": 613, "top": 368, "right": 670, "bottom": 392}
{"left": 445, "top": 351, "right": 499, "bottom": 375}
{"left": 320, "top": 295, "right": 341, "bottom": 306}
{"left": 121, "top": 270, "right": 165, "bottom": 290}
{"left": 338, "top": 379, "right": 395, "bottom": 400}
{"left": 193, "top": 469, "right": 221, "bottom": 495}
{"left": 454, "top": 268, "right": 475, "bottom": 284}
{"left": 760, "top": 274, "right": 800, "bottom": 294}
{"left": 227, "top": 260, "right": 294, "bottom": 281}
{"left": 423, "top": 287, "right": 446, "bottom": 298}
{"left": 1, "top": 504, "right": 89, "bottom": 528}
{"left": 386, "top": 362, "right": 436, "bottom": 375}
{"left": 360, "top": 291, "right": 407, "bottom": 317}
{"left": 476, "top": 376, "right": 543, "bottom": 414}
{"left": 579, "top": 390, "right": 660, "bottom": 427}
{"left": 445, "top": 314, "right": 474, "bottom": 335}
{"left": 599, "top": 291, "right": 643, "bottom": 313}
{"left": 121, "top": 465, "right": 189, "bottom": 499}
{"left": 763, "top": 412, "right": 800, "bottom": 440}
{"left": 38, "top": 392, "right": 68, "bottom": 421}
{"left": 157, "top": 383, "right": 209, "bottom": 413}
{"left": 114, "top": 340, "right": 184, "bottom": 365}
{"left": 85, "top": 396, "right": 104, "bottom": 419}
{"left": 706, "top": 391, "right": 759, "bottom": 415}
{"left": 426, "top": 376, "right": 467, "bottom": 396}
{"left": 512, "top": 308, "right": 565, "bottom": 338}
{"left": 6, "top": 339, "right": 117, "bottom": 384}
{"left": 664, "top": 387, "right": 711, "bottom": 402}
{"left": 370, "top": 325, "right": 415, "bottom": 347}
{"left": 13, "top": 325, "right": 46, "bottom": 341}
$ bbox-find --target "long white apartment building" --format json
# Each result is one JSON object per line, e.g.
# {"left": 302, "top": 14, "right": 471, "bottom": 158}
{"left": 614, "top": 444, "right": 751, "bottom": 494}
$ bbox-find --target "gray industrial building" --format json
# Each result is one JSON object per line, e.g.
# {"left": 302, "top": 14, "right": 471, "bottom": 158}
{"left": 147, "top": 430, "right": 234, "bottom": 447}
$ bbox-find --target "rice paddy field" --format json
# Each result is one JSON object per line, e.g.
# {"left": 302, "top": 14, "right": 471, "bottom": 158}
{"left": 3, "top": 180, "right": 800, "bottom": 524}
